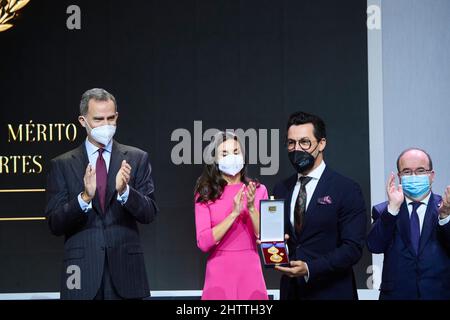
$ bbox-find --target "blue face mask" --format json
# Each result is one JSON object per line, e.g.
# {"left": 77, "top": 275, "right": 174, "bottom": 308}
{"left": 401, "top": 175, "right": 431, "bottom": 200}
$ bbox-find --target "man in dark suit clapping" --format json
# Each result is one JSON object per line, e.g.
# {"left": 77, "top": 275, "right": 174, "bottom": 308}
{"left": 367, "top": 148, "right": 450, "bottom": 300}
{"left": 45, "top": 88, "right": 159, "bottom": 300}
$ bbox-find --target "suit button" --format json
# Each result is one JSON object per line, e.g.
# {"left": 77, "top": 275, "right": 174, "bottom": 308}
{"left": 101, "top": 246, "right": 105, "bottom": 251}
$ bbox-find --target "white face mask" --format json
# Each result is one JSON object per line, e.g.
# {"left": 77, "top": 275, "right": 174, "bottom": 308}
{"left": 218, "top": 154, "right": 244, "bottom": 176}
{"left": 83, "top": 117, "right": 116, "bottom": 146}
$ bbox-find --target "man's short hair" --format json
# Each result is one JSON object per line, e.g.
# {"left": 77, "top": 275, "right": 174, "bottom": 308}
{"left": 396, "top": 147, "right": 433, "bottom": 172}
{"left": 80, "top": 88, "right": 117, "bottom": 116}
{"left": 286, "top": 111, "right": 326, "bottom": 141}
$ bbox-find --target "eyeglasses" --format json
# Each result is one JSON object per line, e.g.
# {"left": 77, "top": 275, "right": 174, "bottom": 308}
{"left": 286, "top": 138, "right": 318, "bottom": 151}
{"left": 399, "top": 168, "right": 432, "bottom": 176}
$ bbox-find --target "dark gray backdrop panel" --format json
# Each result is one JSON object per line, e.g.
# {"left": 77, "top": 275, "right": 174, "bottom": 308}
{"left": 0, "top": 0, "right": 370, "bottom": 293}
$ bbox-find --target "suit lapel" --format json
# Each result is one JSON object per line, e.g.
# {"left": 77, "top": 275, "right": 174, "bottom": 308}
{"left": 418, "top": 193, "right": 439, "bottom": 255}
{"left": 70, "top": 143, "right": 89, "bottom": 181}
{"left": 302, "top": 166, "right": 333, "bottom": 232}
{"left": 284, "top": 174, "right": 298, "bottom": 242}
{"left": 70, "top": 142, "right": 105, "bottom": 214}
{"left": 105, "top": 141, "right": 127, "bottom": 211}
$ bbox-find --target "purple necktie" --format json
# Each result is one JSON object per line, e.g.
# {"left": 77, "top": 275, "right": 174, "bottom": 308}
{"left": 96, "top": 148, "right": 107, "bottom": 213}
{"left": 410, "top": 202, "right": 421, "bottom": 255}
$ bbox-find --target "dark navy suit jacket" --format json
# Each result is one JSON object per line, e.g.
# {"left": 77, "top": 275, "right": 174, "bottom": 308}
{"left": 367, "top": 193, "right": 450, "bottom": 300}
{"left": 273, "top": 166, "right": 367, "bottom": 300}
{"left": 45, "top": 141, "right": 159, "bottom": 299}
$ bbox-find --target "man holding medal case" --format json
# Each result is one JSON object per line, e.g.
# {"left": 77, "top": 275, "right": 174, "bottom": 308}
{"left": 265, "top": 111, "right": 367, "bottom": 300}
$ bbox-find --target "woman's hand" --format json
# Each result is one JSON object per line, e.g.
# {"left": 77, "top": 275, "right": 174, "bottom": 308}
{"left": 211, "top": 185, "right": 245, "bottom": 243}
{"left": 246, "top": 181, "right": 257, "bottom": 212}
{"left": 231, "top": 185, "right": 245, "bottom": 218}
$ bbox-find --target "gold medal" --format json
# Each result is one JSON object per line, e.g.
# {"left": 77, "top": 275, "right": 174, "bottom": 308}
{"left": 267, "top": 245, "right": 279, "bottom": 254}
{"left": 270, "top": 254, "right": 283, "bottom": 263}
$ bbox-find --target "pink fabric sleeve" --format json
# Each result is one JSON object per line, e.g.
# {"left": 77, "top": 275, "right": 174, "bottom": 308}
{"left": 255, "top": 184, "right": 269, "bottom": 211}
{"left": 194, "top": 196, "right": 216, "bottom": 253}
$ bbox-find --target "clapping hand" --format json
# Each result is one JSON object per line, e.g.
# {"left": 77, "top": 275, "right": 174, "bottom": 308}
{"left": 246, "top": 181, "right": 257, "bottom": 212}
{"left": 387, "top": 172, "right": 404, "bottom": 212}
{"left": 82, "top": 164, "right": 96, "bottom": 203}
{"left": 439, "top": 186, "right": 450, "bottom": 219}
{"left": 231, "top": 185, "right": 245, "bottom": 218}
{"left": 116, "top": 160, "right": 131, "bottom": 195}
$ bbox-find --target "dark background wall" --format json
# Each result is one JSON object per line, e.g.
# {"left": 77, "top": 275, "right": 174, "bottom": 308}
{"left": 0, "top": 0, "right": 370, "bottom": 292}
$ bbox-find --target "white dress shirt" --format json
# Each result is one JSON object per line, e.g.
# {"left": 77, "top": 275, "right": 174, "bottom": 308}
{"left": 290, "top": 160, "right": 326, "bottom": 226}
{"left": 77, "top": 138, "right": 129, "bottom": 212}
{"left": 289, "top": 160, "right": 326, "bottom": 282}
{"left": 388, "top": 192, "right": 450, "bottom": 228}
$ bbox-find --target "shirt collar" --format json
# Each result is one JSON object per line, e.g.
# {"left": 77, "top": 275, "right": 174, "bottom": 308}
{"left": 297, "top": 160, "right": 326, "bottom": 181}
{"left": 405, "top": 192, "right": 431, "bottom": 207}
{"left": 85, "top": 138, "right": 113, "bottom": 155}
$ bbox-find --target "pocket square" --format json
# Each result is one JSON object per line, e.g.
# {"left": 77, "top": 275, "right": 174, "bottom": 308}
{"left": 317, "top": 196, "right": 333, "bottom": 205}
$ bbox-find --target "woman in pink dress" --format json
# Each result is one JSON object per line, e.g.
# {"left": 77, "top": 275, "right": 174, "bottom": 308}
{"left": 194, "top": 131, "right": 268, "bottom": 300}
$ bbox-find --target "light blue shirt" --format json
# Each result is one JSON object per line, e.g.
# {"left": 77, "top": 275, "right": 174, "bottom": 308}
{"left": 77, "top": 139, "right": 129, "bottom": 212}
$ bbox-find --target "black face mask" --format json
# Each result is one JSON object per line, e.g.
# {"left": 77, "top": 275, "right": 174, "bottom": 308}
{"left": 288, "top": 144, "right": 319, "bottom": 174}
